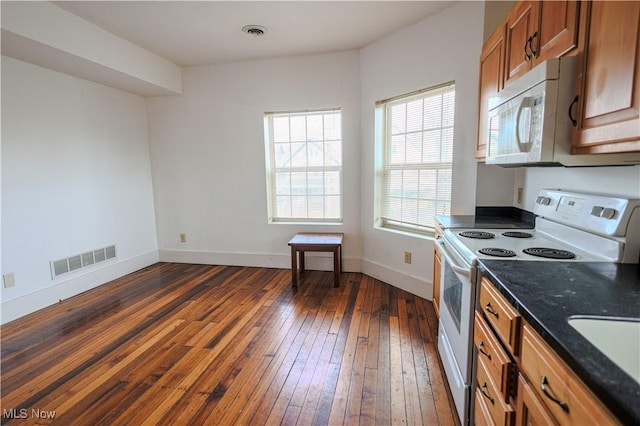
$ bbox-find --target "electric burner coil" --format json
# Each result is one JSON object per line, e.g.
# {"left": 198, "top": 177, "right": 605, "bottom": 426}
{"left": 459, "top": 231, "right": 495, "bottom": 239}
{"left": 502, "top": 231, "right": 534, "bottom": 238}
{"left": 523, "top": 247, "right": 576, "bottom": 260}
{"left": 478, "top": 248, "right": 517, "bottom": 257}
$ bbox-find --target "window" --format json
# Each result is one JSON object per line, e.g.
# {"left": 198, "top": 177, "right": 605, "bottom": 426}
{"left": 265, "top": 109, "right": 342, "bottom": 222}
{"left": 377, "top": 83, "right": 455, "bottom": 235}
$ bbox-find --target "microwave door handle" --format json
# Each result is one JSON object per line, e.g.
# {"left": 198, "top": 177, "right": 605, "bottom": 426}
{"left": 436, "top": 240, "right": 470, "bottom": 277}
{"left": 515, "top": 97, "right": 533, "bottom": 151}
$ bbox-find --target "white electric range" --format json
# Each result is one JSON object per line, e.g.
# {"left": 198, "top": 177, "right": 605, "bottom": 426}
{"left": 435, "top": 189, "right": 640, "bottom": 425}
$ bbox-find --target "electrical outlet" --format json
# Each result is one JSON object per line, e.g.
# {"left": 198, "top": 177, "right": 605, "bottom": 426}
{"left": 180, "top": 233, "right": 187, "bottom": 243}
{"left": 404, "top": 251, "right": 412, "bottom": 264}
{"left": 3, "top": 273, "right": 15, "bottom": 288}
{"left": 517, "top": 187, "right": 523, "bottom": 205}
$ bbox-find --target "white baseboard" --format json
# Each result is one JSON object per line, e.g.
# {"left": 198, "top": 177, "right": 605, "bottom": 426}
{"left": 1, "top": 250, "right": 159, "bottom": 324}
{"left": 361, "top": 257, "right": 432, "bottom": 300}
{"left": 158, "top": 249, "right": 362, "bottom": 273}
{"left": 160, "top": 249, "right": 431, "bottom": 300}
{"left": 2, "top": 250, "right": 431, "bottom": 324}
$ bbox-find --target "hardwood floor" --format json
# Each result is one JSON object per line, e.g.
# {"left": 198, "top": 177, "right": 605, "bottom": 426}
{"left": 1, "top": 263, "right": 459, "bottom": 425}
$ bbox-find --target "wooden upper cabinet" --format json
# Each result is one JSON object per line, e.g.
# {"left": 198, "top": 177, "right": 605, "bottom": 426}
{"left": 504, "top": 0, "right": 580, "bottom": 87}
{"left": 477, "top": 24, "right": 506, "bottom": 161}
{"left": 505, "top": 0, "right": 535, "bottom": 86}
{"left": 533, "top": 0, "right": 580, "bottom": 65}
{"left": 572, "top": 1, "right": 640, "bottom": 154}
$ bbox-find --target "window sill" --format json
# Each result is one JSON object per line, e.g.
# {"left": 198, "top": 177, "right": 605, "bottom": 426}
{"left": 269, "top": 220, "right": 343, "bottom": 226}
{"left": 374, "top": 224, "right": 435, "bottom": 240}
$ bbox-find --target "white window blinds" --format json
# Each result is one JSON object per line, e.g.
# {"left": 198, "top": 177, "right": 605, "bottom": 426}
{"left": 379, "top": 83, "right": 455, "bottom": 234}
{"left": 265, "top": 109, "right": 342, "bottom": 222}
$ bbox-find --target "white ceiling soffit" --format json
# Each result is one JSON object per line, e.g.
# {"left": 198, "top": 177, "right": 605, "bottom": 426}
{"left": 53, "top": 1, "right": 454, "bottom": 67}
{"left": 1, "top": 1, "right": 183, "bottom": 96}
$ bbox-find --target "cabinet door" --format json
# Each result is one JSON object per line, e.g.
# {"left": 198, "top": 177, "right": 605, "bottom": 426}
{"left": 515, "top": 374, "right": 558, "bottom": 426}
{"left": 520, "top": 324, "right": 620, "bottom": 426}
{"left": 505, "top": 0, "right": 535, "bottom": 86}
{"left": 433, "top": 246, "right": 441, "bottom": 317}
{"left": 477, "top": 24, "right": 506, "bottom": 161}
{"left": 573, "top": 1, "right": 640, "bottom": 154}
{"left": 532, "top": 0, "right": 580, "bottom": 65}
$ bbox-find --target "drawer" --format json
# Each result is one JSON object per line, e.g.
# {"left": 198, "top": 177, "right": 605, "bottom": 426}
{"left": 476, "top": 352, "right": 515, "bottom": 426}
{"left": 475, "top": 382, "right": 496, "bottom": 426}
{"left": 479, "top": 277, "right": 521, "bottom": 356}
{"left": 520, "top": 324, "right": 620, "bottom": 426}
{"left": 474, "top": 311, "right": 515, "bottom": 401}
{"left": 515, "top": 373, "right": 557, "bottom": 426}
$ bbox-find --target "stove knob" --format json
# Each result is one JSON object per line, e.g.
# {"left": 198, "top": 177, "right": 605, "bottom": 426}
{"left": 600, "top": 208, "right": 617, "bottom": 219}
{"left": 590, "top": 206, "right": 604, "bottom": 217}
{"left": 538, "top": 196, "right": 552, "bottom": 206}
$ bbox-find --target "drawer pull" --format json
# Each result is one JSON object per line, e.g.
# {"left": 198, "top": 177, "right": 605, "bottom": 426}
{"left": 480, "top": 383, "right": 495, "bottom": 405}
{"left": 541, "top": 375, "right": 569, "bottom": 412}
{"left": 484, "top": 302, "right": 499, "bottom": 318}
{"left": 478, "top": 341, "right": 492, "bottom": 360}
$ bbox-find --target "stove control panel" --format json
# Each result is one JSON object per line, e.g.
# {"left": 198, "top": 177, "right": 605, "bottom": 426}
{"left": 534, "top": 189, "right": 640, "bottom": 237}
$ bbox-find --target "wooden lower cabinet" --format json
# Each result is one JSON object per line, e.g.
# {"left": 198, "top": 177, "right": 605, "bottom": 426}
{"left": 475, "top": 382, "right": 498, "bottom": 426}
{"left": 474, "top": 276, "right": 621, "bottom": 426}
{"left": 474, "top": 312, "right": 514, "bottom": 401}
{"left": 516, "top": 373, "right": 557, "bottom": 426}
{"left": 519, "top": 324, "right": 620, "bottom": 426}
{"left": 478, "top": 278, "right": 521, "bottom": 356}
{"left": 477, "top": 354, "right": 515, "bottom": 426}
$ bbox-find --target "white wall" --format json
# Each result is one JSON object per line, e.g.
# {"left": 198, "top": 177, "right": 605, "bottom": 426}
{"left": 476, "top": 163, "right": 519, "bottom": 207}
{"left": 1, "top": 57, "right": 159, "bottom": 323}
{"left": 359, "top": 2, "right": 486, "bottom": 299}
{"left": 146, "top": 51, "right": 362, "bottom": 270}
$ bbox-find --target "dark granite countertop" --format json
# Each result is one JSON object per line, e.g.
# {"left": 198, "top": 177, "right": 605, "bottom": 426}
{"left": 436, "top": 207, "right": 535, "bottom": 230}
{"left": 478, "top": 260, "right": 640, "bottom": 425}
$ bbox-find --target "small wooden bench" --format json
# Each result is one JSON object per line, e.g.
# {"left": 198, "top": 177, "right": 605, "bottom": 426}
{"left": 288, "top": 233, "right": 344, "bottom": 288}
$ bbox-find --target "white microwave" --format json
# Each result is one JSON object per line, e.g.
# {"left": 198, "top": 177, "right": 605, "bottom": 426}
{"left": 486, "top": 57, "right": 640, "bottom": 167}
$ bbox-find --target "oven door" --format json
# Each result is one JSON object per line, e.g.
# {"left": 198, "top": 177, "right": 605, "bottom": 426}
{"left": 436, "top": 238, "right": 476, "bottom": 382}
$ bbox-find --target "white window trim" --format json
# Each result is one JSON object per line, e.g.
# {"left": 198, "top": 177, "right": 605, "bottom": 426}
{"left": 264, "top": 108, "right": 343, "bottom": 224}
{"left": 375, "top": 82, "right": 455, "bottom": 237}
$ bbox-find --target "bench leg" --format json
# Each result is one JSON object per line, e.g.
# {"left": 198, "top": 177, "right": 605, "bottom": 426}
{"left": 333, "top": 246, "right": 340, "bottom": 288}
{"left": 299, "top": 250, "right": 305, "bottom": 273}
{"left": 291, "top": 246, "right": 297, "bottom": 288}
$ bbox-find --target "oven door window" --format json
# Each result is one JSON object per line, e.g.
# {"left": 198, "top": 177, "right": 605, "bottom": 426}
{"left": 442, "top": 260, "right": 462, "bottom": 332}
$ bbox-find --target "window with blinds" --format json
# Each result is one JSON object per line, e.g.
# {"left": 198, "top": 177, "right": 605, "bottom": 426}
{"left": 378, "top": 83, "right": 455, "bottom": 235}
{"left": 264, "top": 109, "right": 342, "bottom": 222}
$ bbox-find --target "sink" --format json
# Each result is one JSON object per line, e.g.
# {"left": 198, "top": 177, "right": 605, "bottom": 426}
{"left": 568, "top": 316, "right": 640, "bottom": 385}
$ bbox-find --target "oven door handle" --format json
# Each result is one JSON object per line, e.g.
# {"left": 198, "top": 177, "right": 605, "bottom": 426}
{"left": 436, "top": 239, "right": 471, "bottom": 277}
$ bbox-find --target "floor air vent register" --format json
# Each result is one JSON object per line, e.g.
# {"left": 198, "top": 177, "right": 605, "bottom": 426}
{"left": 50, "top": 245, "right": 116, "bottom": 278}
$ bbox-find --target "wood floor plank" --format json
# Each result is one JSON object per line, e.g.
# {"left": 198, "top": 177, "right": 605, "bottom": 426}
{"left": 0, "top": 263, "right": 459, "bottom": 426}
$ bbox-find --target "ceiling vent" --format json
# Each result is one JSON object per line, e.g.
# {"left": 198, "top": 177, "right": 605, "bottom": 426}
{"left": 242, "top": 25, "right": 267, "bottom": 36}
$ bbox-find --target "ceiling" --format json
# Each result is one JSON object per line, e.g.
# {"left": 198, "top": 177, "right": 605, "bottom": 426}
{"left": 54, "top": 1, "right": 453, "bottom": 67}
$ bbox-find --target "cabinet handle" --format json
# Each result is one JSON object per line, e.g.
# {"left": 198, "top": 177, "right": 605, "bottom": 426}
{"left": 485, "top": 302, "right": 499, "bottom": 318}
{"left": 524, "top": 36, "right": 532, "bottom": 60}
{"left": 478, "top": 341, "right": 492, "bottom": 360}
{"left": 480, "top": 383, "right": 495, "bottom": 404}
{"left": 540, "top": 375, "right": 569, "bottom": 412}
{"left": 529, "top": 31, "right": 538, "bottom": 57}
{"left": 568, "top": 95, "right": 579, "bottom": 127}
